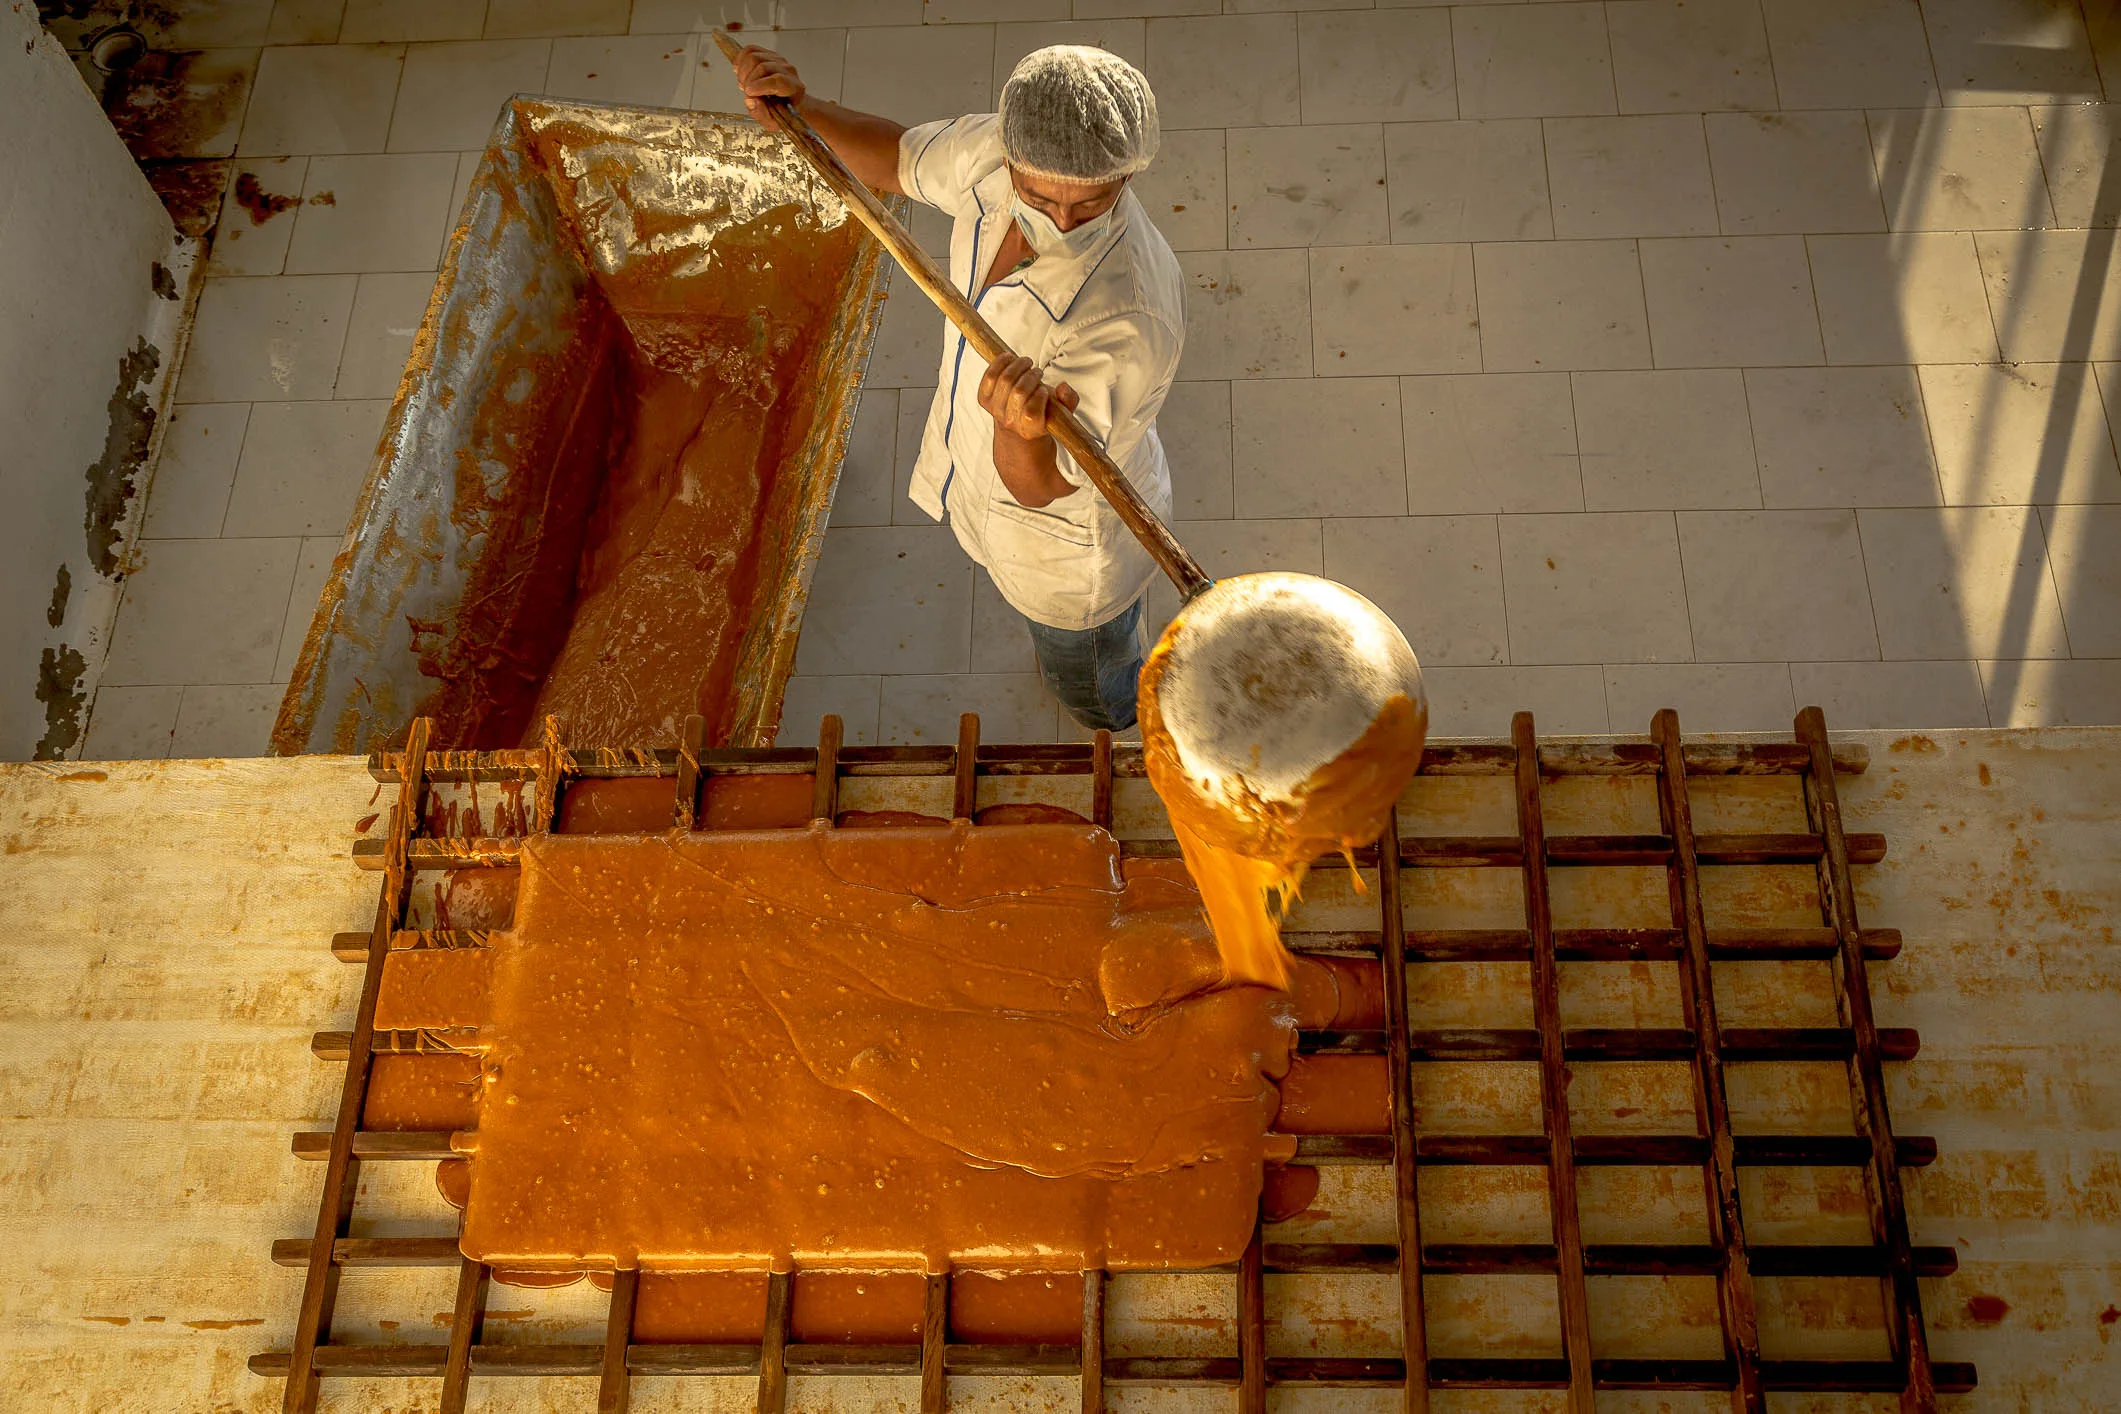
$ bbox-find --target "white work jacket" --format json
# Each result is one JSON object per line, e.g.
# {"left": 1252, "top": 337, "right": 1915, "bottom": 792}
{"left": 896, "top": 113, "right": 1185, "bottom": 631}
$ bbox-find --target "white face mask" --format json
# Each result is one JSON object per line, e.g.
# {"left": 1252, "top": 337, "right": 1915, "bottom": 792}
{"left": 1011, "top": 187, "right": 1122, "bottom": 259}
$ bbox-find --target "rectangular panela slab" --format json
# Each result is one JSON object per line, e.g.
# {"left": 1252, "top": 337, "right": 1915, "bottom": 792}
{"left": 458, "top": 822, "right": 1296, "bottom": 1272}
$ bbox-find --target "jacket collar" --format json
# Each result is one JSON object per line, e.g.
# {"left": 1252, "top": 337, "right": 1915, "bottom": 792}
{"left": 974, "top": 167, "right": 1134, "bottom": 322}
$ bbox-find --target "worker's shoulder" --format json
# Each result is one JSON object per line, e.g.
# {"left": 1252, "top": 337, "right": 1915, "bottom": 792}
{"left": 1069, "top": 199, "right": 1184, "bottom": 332}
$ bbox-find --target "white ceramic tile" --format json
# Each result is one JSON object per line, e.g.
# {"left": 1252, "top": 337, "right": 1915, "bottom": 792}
{"left": 1745, "top": 366, "right": 1943, "bottom": 508}
{"left": 793, "top": 525, "right": 973, "bottom": 674}
{"left": 928, "top": 0, "right": 1064, "bottom": 24}
{"left": 1131, "top": 128, "right": 1224, "bottom": 252}
{"left": 113, "top": 47, "right": 259, "bottom": 161}
{"left": 1232, "top": 378, "right": 1407, "bottom": 517}
{"left": 694, "top": 28, "right": 845, "bottom": 111}
{"left": 879, "top": 673, "right": 1058, "bottom": 744}
{"left": 774, "top": 675, "right": 883, "bottom": 747}
{"left": 2030, "top": 103, "right": 2121, "bottom": 226}
{"left": 971, "top": 571, "right": 1036, "bottom": 675}
{"left": 1474, "top": 240, "right": 1650, "bottom": 372}
{"left": 1497, "top": 511, "right": 1694, "bottom": 663}
{"left": 273, "top": 535, "right": 340, "bottom": 681}
{"left": 176, "top": 274, "right": 360, "bottom": 403}
{"left": 1979, "top": 657, "right": 2121, "bottom": 724}
{"left": 143, "top": 404, "right": 249, "bottom": 539}
{"left": 1759, "top": 0, "right": 1937, "bottom": 110}
{"left": 1976, "top": 230, "right": 2121, "bottom": 364}
{"left": 160, "top": 0, "right": 278, "bottom": 48}
{"left": 2038, "top": 505, "right": 2121, "bottom": 654}
{"left": 1868, "top": 106, "right": 2056, "bottom": 232}
{"left": 1074, "top": 0, "right": 1212, "bottom": 19}
{"left": 1920, "top": 0, "right": 2100, "bottom": 107}
{"left": 1857, "top": 506, "right": 2072, "bottom": 660}
{"left": 1157, "top": 381, "right": 1232, "bottom": 518}
{"left": 484, "top": 0, "right": 632, "bottom": 38}
{"left": 1453, "top": 2, "right": 1615, "bottom": 120}
{"left": 335, "top": 271, "right": 436, "bottom": 399}
{"left": 867, "top": 268, "right": 947, "bottom": 388}
{"left": 1573, "top": 369, "right": 1760, "bottom": 510}
{"left": 285, "top": 153, "right": 459, "bottom": 274}
{"left": 267, "top": 0, "right": 348, "bottom": 45}
{"left": 2091, "top": 1, "right": 2121, "bottom": 102}
{"left": 830, "top": 386, "right": 897, "bottom": 527}
{"left": 1385, "top": 119, "right": 1551, "bottom": 245}
{"left": 631, "top": 0, "right": 916, "bottom": 29}
{"left": 1400, "top": 372, "right": 1583, "bottom": 514}
{"left": 237, "top": 42, "right": 404, "bottom": 155}
{"left": 991, "top": 19, "right": 1144, "bottom": 94}
{"left": 1298, "top": 10, "right": 1455, "bottom": 125}
{"left": 1601, "top": 663, "right": 1797, "bottom": 733}
{"left": 103, "top": 537, "right": 304, "bottom": 686}
{"left": 1146, "top": 15, "right": 1300, "bottom": 129}
{"left": 80, "top": 685, "right": 185, "bottom": 761}
{"left": 1545, "top": 115, "right": 1718, "bottom": 239}
{"left": 223, "top": 399, "right": 390, "bottom": 537}
{"left": 839, "top": 24, "right": 995, "bottom": 125}
{"left": 1607, "top": 0, "right": 1775, "bottom": 114}
{"left": 1168, "top": 516, "right": 1324, "bottom": 575}
{"left": 1704, "top": 111, "right": 1887, "bottom": 236}
{"left": 1419, "top": 665, "right": 1612, "bottom": 737}
{"left": 545, "top": 32, "right": 698, "bottom": 106}
{"left": 1177, "top": 250, "right": 1312, "bottom": 380}
{"left": 1311, "top": 244, "right": 1480, "bottom": 376}
{"left": 1324, "top": 516, "right": 1508, "bottom": 666}
{"left": 169, "top": 684, "right": 286, "bottom": 757}
{"left": 1787, "top": 660, "right": 1990, "bottom": 728}
{"left": 1227, "top": 125, "right": 1389, "bottom": 250}
{"left": 341, "top": 0, "right": 488, "bottom": 42}
{"left": 1920, "top": 363, "right": 2121, "bottom": 506}
{"left": 1677, "top": 509, "right": 1880, "bottom": 661}
{"left": 388, "top": 39, "right": 553, "bottom": 151}
{"left": 209, "top": 157, "right": 308, "bottom": 276}
{"left": 1807, "top": 232, "right": 1998, "bottom": 365}
{"left": 891, "top": 388, "right": 931, "bottom": 523}
{"left": 1640, "top": 235, "right": 1823, "bottom": 368}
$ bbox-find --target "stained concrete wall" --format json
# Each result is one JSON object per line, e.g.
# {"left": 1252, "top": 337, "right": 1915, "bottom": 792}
{"left": 0, "top": 0, "right": 182, "bottom": 759}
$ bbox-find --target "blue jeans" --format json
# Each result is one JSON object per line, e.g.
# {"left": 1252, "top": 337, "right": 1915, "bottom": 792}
{"left": 1026, "top": 597, "right": 1145, "bottom": 732}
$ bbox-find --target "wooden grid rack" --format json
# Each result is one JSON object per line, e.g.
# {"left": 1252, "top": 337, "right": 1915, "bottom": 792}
{"left": 255, "top": 707, "right": 1970, "bottom": 1413}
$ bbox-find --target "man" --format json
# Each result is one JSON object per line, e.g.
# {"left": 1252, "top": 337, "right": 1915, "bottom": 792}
{"left": 736, "top": 42, "right": 1184, "bottom": 733}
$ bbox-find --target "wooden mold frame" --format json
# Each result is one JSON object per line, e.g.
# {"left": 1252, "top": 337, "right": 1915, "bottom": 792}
{"left": 255, "top": 706, "right": 1971, "bottom": 1413}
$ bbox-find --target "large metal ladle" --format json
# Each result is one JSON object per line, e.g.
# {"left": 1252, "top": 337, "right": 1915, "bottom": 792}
{"left": 714, "top": 31, "right": 1426, "bottom": 802}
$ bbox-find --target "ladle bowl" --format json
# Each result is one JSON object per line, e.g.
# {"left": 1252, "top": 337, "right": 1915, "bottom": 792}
{"left": 1151, "top": 573, "right": 1426, "bottom": 811}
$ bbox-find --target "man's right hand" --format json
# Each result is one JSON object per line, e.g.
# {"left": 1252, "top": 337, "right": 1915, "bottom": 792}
{"left": 734, "top": 45, "right": 805, "bottom": 133}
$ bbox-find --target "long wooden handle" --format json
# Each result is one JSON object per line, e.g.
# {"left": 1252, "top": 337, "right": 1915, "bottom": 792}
{"left": 713, "top": 31, "right": 1211, "bottom": 598}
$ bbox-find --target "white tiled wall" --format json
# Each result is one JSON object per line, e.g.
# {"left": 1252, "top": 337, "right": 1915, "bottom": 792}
{"left": 85, "top": 0, "right": 2121, "bottom": 758}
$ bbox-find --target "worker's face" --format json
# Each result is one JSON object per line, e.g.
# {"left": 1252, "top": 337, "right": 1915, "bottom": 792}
{"left": 1008, "top": 168, "right": 1128, "bottom": 233}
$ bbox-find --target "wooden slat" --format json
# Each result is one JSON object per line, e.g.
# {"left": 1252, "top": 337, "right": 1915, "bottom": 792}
{"left": 534, "top": 717, "right": 564, "bottom": 834}
{"left": 1080, "top": 1269, "right": 1104, "bottom": 1414}
{"left": 673, "top": 716, "right": 705, "bottom": 829}
{"left": 1376, "top": 810, "right": 1428, "bottom": 1413}
{"left": 811, "top": 714, "right": 842, "bottom": 822}
{"left": 953, "top": 714, "right": 979, "bottom": 820}
{"left": 1104, "top": 832, "right": 1885, "bottom": 873}
{"left": 922, "top": 1273, "right": 949, "bottom": 1414}
{"left": 1514, "top": 713, "right": 1593, "bottom": 1414}
{"left": 600, "top": 1269, "right": 638, "bottom": 1413}
{"left": 757, "top": 1271, "right": 792, "bottom": 1414}
{"left": 1651, "top": 708, "right": 1765, "bottom": 1413}
{"left": 1239, "top": 1226, "right": 1265, "bottom": 1414}
{"left": 440, "top": 1258, "right": 488, "bottom": 1414}
{"left": 1091, "top": 729, "right": 1113, "bottom": 832}
{"left": 284, "top": 717, "right": 430, "bottom": 1414}
{"left": 1797, "top": 706, "right": 1936, "bottom": 1412}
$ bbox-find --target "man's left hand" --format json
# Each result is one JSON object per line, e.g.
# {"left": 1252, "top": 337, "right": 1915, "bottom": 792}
{"left": 979, "top": 355, "right": 1079, "bottom": 441}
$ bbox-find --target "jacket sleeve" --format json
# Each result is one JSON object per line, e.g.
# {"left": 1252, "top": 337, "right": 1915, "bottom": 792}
{"left": 1041, "top": 308, "right": 1183, "bottom": 490}
{"left": 897, "top": 113, "right": 1003, "bottom": 220}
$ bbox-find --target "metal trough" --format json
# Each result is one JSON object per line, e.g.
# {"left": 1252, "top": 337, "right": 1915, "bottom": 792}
{"left": 272, "top": 97, "right": 891, "bottom": 754}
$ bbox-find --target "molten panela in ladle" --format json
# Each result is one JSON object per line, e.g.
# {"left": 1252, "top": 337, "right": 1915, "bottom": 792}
{"left": 1138, "top": 601, "right": 1427, "bottom": 991}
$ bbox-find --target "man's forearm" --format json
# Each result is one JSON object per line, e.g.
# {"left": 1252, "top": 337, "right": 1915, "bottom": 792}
{"left": 992, "top": 428, "right": 1079, "bottom": 509}
{"left": 791, "top": 99, "right": 907, "bottom": 194}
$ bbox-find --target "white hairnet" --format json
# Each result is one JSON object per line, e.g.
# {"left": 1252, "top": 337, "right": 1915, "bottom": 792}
{"left": 998, "top": 45, "right": 1160, "bottom": 185}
